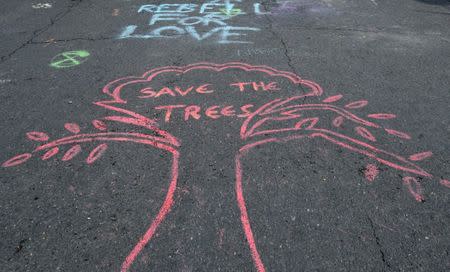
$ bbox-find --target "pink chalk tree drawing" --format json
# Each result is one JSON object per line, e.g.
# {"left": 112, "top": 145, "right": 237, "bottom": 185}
{"left": 2, "top": 63, "right": 448, "bottom": 272}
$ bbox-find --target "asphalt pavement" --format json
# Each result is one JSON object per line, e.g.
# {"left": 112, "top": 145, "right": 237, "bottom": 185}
{"left": 1, "top": 0, "right": 449, "bottom": 271}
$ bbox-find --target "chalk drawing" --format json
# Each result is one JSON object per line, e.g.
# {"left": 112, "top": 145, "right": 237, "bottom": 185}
{"left": 118, "top": 1, "right": 260, "bottom": 44}
{"left": 364, "top": 163, "right": 379, "bottom": 182}
{"left": 269, "top": 0, "right": 335, "bottom": 16}
{"left": 32, "top": 3, "right": 52, "bottom": 9}
{"left": 0, "top": 79, "right": 12, "bottom": 84}
{"left": 274, "top": 1, "right": 298, "bottom": 13}
{"left": 3, "top": 63, "right": 448, "bottom": 271}
{"left": 43, "top": 38, "right": 56, "bottom": 47}
{"left": 219, "top": 8, "right": 243, "bottom": 16}
{"left": 49, "top": 50, "right": 90, "bottom": 69}
{"left": 440, "top": 179, "right": 450, "bottom": 188}
{"left": 253, "top": 3, "right": 270, "bottom": 15}
{"left": 237, "top": 47, "right": 281, "bottom": 56}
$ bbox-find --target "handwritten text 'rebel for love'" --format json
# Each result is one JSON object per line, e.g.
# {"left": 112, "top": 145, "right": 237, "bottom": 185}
{"left": 118, "top": 1, "right": 267, "bottom": 44}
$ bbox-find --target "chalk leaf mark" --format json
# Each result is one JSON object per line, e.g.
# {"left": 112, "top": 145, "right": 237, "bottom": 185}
{"left": 62, "top": 145, "right": 82, "bottom": 161}
{"left": 86, "top": 144, "right": 108, "bottom": 164}
{"left": 27, "top": 131, "right": 49, "bottom": 142}
{"left": 2, "top": 153, "right": 32, "bottom": 167}
{"left": 42, "top": 147, "right": 59, "bottom": 160}
{"left": 64, "top": 123, "right": 81, "bottom": 134}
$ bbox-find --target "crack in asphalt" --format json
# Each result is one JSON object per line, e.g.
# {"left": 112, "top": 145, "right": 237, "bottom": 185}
{"left": 258, "top": 0, "right": 310, "bottom": 102}
{"left": 259, "top": 1, "right": 297, "bottom": 76}
{"left": 31, "top": 36, "right": 114, "bottom": 44}
{"left": 367, "top": 216, "right": 392, "bottom": 270}
{"left": 0, "top": 0, "right": 84, "bottom": 64}
{"left": 413, "top": 9, "right": 450, "bottom": 15}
